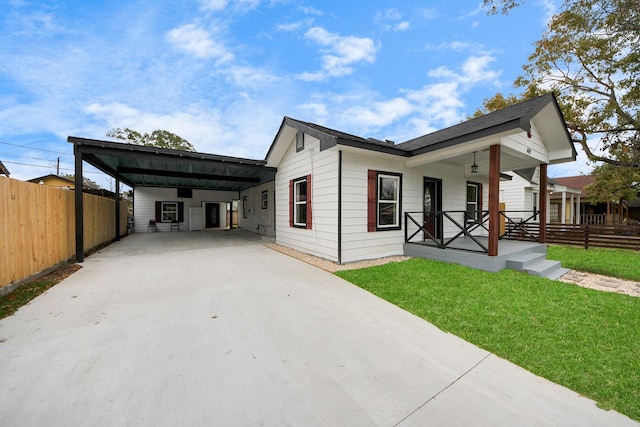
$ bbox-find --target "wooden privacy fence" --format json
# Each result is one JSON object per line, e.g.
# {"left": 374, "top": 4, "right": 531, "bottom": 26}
{"left": 1, "top": 177, "right": 127, "bottom": 290}
{"left": 546, "top": 223, "right": 640, "bottom": 250}
{"left": 502, "top": 220, "right": 640, "bottom": 250}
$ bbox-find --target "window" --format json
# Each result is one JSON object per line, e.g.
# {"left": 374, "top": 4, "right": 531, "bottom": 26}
{"left": 243, "top": 196, "right": 248, "bottom": 218}
{"left": 262, "top": 191, "right": 268, "bottom": 209}
{"left": 155, "top": 201, "right": 184, "bottom": 223}
{"left": 162, "top": 202, "right": 178, "bottom": 222}
{"left": 289, "top": 175, "right": 312, "bottom": 229}
{"left": 466, "top": 182, "right": 482, "bottom": 223}
{"left": 368, "top": 170, "right": 402, "bottom": 231}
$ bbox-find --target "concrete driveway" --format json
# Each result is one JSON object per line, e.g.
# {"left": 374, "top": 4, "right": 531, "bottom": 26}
{"left": 0, "top": 230, "right": 636, "bottom": 426}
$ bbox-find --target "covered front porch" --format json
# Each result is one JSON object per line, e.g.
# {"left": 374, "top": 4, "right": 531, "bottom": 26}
{"left": 402, "top": 209, "right": 568, "bottom": 279}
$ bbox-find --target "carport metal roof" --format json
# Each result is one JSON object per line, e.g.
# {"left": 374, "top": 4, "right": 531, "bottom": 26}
{"left": 68, "top": 136, "right": 276, "bottom": 192}
{"left": 68, "top": 136, "right": 276, "bottom": 262}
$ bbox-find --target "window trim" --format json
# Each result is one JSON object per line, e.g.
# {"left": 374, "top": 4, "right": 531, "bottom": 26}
{"left": 466, "top": 182, "right": 482, "bottom": 224}
{"left": 293, "top": 177, "right": 308, "bottom": 227}
{"left": 161, "top": 202, "right": 178, "bottom": 222}
{"left": 296, "top": 132, "right": 304, "bottom": 152}
{"left": 368, "top": 170, "right": 402, "bottom": 231}
{"left": 155, "top": 201, "right": 184, "bottom": 223}
{"left": 289, "top": 175, "right": 312, "bottom": 229}
{"left": 261, "top": 190, "right": 268, "bottom": 209}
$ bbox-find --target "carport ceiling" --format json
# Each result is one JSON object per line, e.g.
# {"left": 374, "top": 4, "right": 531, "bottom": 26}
{"left": 68, "top": 137, "right": 276, "bottom": 192}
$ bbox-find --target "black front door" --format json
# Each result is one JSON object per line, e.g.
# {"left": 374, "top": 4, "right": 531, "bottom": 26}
{"left": 423, "top": 177, "right": 442, "bottom": 240}
{"left": 205, "top": 203, "right": 220, "bottom": 228}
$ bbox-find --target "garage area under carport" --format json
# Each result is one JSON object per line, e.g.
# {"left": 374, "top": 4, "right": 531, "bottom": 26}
{"left": 67, "top": 137, "right": 276, "bottom": 262}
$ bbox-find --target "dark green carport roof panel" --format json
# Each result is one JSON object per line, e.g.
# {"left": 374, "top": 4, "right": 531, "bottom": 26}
{"left": 68, "top": 137, "right": 276, "bottom": 192}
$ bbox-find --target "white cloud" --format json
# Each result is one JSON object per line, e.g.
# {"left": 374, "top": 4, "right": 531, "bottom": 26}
{"left": 199, "top": 0, "right": 228, "bottom": 11}
{"left": 345, "top": 98, "right": 413, "bottom": 128}
{"left": 374, "top": 9, "right": 411, "bottom": 32}
{"left": 537, "top": 0, "right": 557, "bottom": 24}
{"left": 165, "top": 24, "right": 234, "bottom": 63}
{"left": 428, "top": 55, "right": 501, "bottom": 86}
{"left": 277, "top": 19, "right": 313, "bottom": 32}
{"left": 300, "top": 27, "right": 378, "bottom": 79}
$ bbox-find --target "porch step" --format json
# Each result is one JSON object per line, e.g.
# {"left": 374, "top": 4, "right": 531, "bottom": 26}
{"left": 506, "top": 253, "right": 569, "bottom": 280}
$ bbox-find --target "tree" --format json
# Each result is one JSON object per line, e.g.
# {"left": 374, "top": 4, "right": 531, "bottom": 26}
{"left": 480, "top": 0, "right": 640, "bottom": 168}
{"left": 60, "top": 174, "right": 101, "bottom": 189}
{"left": 106, "top": 128, "right": 196, "bottom": 152}
{"left": 585, "top": 147, "right": 640, "bottom": 202}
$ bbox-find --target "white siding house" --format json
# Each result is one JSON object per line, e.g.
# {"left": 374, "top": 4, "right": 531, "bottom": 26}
{"left": 239, "top": 181, "right": 276, "bottom": 236}
{"left": 266, "top": 94, "right": 576, "bottom": 265}
{"left": 134, "top": 187, "right": 238, "bottom": 233}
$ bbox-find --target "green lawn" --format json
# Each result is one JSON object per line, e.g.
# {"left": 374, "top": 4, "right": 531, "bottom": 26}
{"left": 0, "top": 279, "right": 57, "bottom": 319}
{"left": 336, "top": 258, "right": 640, "bottom": 421}
{"left": 547, "top": 245, "right": 640, "bottom": 281}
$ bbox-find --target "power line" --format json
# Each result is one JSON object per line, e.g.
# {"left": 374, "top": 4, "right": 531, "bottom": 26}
{"left": 2, "top": 160, "right": 104, "bottom": 174}
{"left": 0, "top": 141, "right": 74, "bottom": 156}
{"left": 0, "top": 152, "right": 58, "bottom": 163}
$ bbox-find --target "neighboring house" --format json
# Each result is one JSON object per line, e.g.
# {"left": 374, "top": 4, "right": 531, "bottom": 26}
{"left": 264, "top": 93, "right": 576, "bottom": 271}
{"left": 0, "top": 161, "right": 10, "bottom": 177}
{"left": 500, "top": 167, "right": 582, "bottom": 224}
{"left": 27, "top": 174, "right": 75, "bottom": 189}
{"left": 551, "top": 175, "right": 630, "bottom": 225}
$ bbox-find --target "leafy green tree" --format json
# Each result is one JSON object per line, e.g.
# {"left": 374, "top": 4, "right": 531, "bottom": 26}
{"left": 480, "top": 0, "right": 640, "bottom": 168}
{"left": 585, "top": 147, "right": 640, "bottom": 203}
{"left": 107, "top": 128, "right": 196, "bottom": 152}
{"left": 60, "top": 174, "right": 101, "bottom": 189}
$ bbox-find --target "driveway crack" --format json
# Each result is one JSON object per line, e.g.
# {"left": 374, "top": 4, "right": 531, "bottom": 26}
{"left": 392, "top": 352, "right": 492, "bottom": 426}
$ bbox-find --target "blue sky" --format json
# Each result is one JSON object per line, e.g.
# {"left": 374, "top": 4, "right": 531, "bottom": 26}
{"left": 0, "top": 0, "right": 589, "bottom": 188}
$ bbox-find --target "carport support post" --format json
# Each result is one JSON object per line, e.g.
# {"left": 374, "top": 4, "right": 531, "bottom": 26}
{"left": 115, "top": 176, "right": 120, "bottom": 241}
{"left": 74, "top": 147, "right": 84, "bottom": 263}
{"left": 488, "top": 144, "right": 500, "bottom": 256}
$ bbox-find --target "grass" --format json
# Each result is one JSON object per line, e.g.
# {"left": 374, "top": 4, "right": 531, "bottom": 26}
{"left": 0, "top": 279, "right": 57, "bottom": 319}
{"left": 0, "top": 264, "right": 80, "bottom": 320}
{"left": 547, "top": 245, "right": 640, "bottom": 281}
{"left": 336, "top": 258, "right": 640, "bottom": 421}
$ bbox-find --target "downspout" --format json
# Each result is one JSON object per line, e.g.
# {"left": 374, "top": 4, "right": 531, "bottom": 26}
{"left": 338, "top": 150, "right": 342, "bottom": 265}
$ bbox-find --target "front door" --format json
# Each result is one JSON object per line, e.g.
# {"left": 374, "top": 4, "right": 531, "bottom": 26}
{"left": 205, "top": 203, "right": 220, "bottom": 228}
{"left": 423, "top": 177, "right": 442, "bottom": 240}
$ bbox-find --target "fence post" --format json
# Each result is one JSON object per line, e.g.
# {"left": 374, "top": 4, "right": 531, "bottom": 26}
{"left": 584, "top": 225, "right": 589, "bottom": 250}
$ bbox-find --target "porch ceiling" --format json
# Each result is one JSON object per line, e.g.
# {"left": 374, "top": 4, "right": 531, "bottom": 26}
{"left": 68, "top": 137, "right": 276, "bottom": 191}
{"left": 405, "top": 138, "right": 543, "bottom": 174}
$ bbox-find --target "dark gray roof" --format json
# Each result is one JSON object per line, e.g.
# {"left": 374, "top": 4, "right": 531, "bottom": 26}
{"left": 275, "top": 94, "right": 567, "bottom": 159}
{"left": 68, "top": 137, "right": 275, "bottom": 191}
{"left": 265, "top": 117, "right": 408, "bottom": 160}
{"left": 397, "top": 94, "right": 556, "bottom": 154}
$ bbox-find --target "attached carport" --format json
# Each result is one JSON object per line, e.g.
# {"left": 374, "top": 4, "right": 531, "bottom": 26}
{"left": 67, "top": 137, "right": 276, "bottom": 262}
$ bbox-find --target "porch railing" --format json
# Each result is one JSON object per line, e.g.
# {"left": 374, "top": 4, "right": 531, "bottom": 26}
{"left": 404, "top": 210, "right": 491, "bottom": 253}
{"left": 404, "top": 210, "right": 542, "bottom": 253}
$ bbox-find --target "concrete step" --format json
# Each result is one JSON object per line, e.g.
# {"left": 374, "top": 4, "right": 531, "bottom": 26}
{"left": 523, "top": 259, "right": 568, "bottom": 280}
{"left": 506, "top": 252, "right": 547, "bottom": 270}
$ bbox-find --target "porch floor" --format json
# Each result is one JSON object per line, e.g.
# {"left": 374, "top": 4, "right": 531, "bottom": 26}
{"left": 404, "top": 237, "right": 548, "bottom": 274}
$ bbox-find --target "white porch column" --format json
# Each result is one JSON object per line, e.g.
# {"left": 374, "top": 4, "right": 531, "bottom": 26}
{"left": 546, "top": 192, "right": 551, "bottom": 223}
{"left": 570, "top": 193, "right": 575, "bottom": 224}
{"left": 576, "top": 195, "right": 581, "bottom": 224}
{"left": 561, "top": 191, "right": 567, "bottom": 224}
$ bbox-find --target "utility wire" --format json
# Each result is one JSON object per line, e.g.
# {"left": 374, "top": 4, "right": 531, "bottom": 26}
{"left": 0, "top": 140, "right": 74, "bottom": 156}
{"left": 2, "top": 160, "right": 103, "bottom": 174}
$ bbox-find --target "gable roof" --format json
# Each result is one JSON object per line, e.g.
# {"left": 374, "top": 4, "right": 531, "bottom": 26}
{"left": 27, "top": 174, "right": 75, "bottom": 185}
{"left": 0, "top": 161, "right": 9, "bottom": 176}
{"left": 551, "top": 175, "right": 595, "bottom": 196}
{"left": 266, "top": 93, "right": 576, "bottom": 167}
{"left": 397, "top": 93, "right": 570, "bottom": 155}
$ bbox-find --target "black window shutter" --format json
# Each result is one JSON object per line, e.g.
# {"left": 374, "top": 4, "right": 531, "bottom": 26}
{"left": 178, "top": 202, "right": 185, "bottom": 222}
{"left": 155, "top": 202, "right": 161, "bottom": 222}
